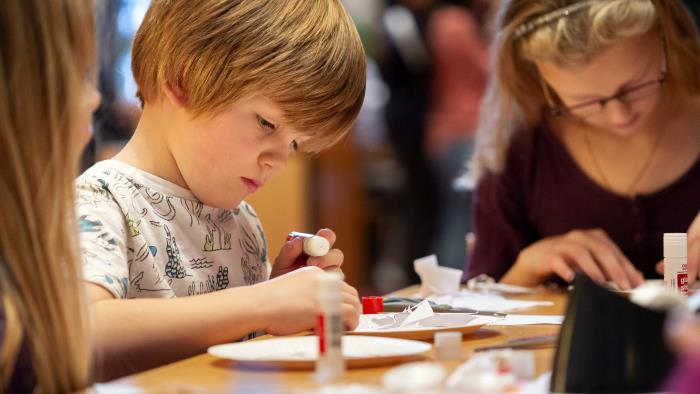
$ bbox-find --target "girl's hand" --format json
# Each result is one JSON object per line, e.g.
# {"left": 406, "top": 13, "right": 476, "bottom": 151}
{"left": 258, "top": 266, "right": 361, "bottom": 335}
{"left": 503, "top": 229, "right": 644, "bottom": 290}
{"left": 270, "top": 228, "right": 344, "bottom": 278}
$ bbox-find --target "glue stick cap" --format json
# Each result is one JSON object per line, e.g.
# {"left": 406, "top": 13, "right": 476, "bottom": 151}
{"left": 305, "top": 235, "right": 330, "bottom": 257}
{"left": 663, "top": 233, "right": 687, "bottom": 258}
{"left": 362, "top": 296, "right": 384, "bottom": 314}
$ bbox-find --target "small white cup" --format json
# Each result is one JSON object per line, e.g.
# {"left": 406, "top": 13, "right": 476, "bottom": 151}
{"left": 434, "top": 331, "right": 462, "bottom": 360}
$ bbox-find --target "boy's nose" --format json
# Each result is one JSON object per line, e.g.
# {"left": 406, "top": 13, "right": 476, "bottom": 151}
{"left": 259, "top": 148, "right": 288, "bottom": 171}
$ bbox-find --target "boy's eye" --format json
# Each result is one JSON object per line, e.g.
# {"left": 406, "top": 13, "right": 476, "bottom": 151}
{"left": 257, "top": 116, "right": 276, "bottom": 131}
{"left": 290, "top": 140, "right": 299, "bottom": 152}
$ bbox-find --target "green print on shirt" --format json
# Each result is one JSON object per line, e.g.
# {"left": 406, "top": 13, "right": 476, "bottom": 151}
{"left": 126, "top": 213, "right": 141, "bottom": 236}
{"left": 77, "top": 177, "right": 113, "bottom": 207}
{"left": 203, "top": 213, "right": 232, "bottom": 252}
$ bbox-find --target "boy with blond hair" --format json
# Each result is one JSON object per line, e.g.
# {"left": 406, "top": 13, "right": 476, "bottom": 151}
{"left": 77, "top": 0, "right": 365, "bottom": 379}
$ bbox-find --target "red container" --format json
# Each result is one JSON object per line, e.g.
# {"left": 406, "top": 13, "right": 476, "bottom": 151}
{"left": 361, "top": 296, "right": 384, "bottom": 314}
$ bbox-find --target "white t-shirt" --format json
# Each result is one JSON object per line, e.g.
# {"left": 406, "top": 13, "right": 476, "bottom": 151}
{"left": 76, "top": 160, "right": 270, "bottom": 299}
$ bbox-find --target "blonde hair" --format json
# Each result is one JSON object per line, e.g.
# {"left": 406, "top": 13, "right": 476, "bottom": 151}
{"left": 0, "top": 0, "right": 95, "bottom": 392}
{"left": 132, "top": 0, "right": 367, "bottom": 153}
{"left": 471, "top": 0, "right": 700, "bottom": 181}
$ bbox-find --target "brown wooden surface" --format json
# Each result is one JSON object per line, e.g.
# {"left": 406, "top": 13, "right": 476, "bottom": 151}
{"left": 94, "top": 288, "right": 567, "bottom": 393}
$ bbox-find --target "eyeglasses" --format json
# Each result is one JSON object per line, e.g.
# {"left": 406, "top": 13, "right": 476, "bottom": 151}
{"left": 556, "top": 74, "right": 666, "bottom": 118}
{"left": 546, "top": 45, "right": 668, "bottom": 118}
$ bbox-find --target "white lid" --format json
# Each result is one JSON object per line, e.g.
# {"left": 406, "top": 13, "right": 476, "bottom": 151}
{"left": 304, "top": 236, "right": 330, "bottom": 257}
{"left": 434, "top": 331, "right": 462, "bottom": 361}
{"left": 663, "top": 233, "right": 687, "bottom": 258}
{"left": 434, "top": 331, "right": 461, "bottom": 346}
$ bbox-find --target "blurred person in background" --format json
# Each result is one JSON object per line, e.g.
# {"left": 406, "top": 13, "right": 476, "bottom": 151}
{"left": 424, "top": 0, "right": 490, "bottom": 271}
{"left": 380, "top": 0, "right": 436, "bottom": 286}
{"left": 379, "top": 0, "right": 490, "bottom": 286}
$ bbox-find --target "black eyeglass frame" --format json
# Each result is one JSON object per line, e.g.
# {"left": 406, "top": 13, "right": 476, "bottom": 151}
{"left": 544, "top": 36, "right": 669, "bottom": 118}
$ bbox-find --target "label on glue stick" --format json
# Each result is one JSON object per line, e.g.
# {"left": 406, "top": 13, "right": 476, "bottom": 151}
{"left": 317, "top": 314, "right": 326, "bottom": 354}
{"left": 316, "top": 313, "right": 342, "bottom": 355}
{"left": 665, "top": 260, "right": 688, "bottom": 296}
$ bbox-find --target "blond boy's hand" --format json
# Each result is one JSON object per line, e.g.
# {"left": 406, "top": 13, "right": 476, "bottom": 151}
{"left": 270, "top": 228, "right": 345, "bottom": 278}
{"left": 258, "top": 266, "right": 361, "bottom": 335}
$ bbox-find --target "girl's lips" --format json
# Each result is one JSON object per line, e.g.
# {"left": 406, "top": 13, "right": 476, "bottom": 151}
{"left": 241, "top": 177, "right": 260, "bottom": 193}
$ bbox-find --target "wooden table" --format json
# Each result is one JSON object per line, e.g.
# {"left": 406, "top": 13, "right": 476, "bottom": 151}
{"left": 95, "top": 288, "right": 567, "bottom": 393}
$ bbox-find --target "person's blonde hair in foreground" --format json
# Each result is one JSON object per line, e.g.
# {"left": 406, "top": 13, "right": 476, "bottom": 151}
{"left": 0, "top": 0, "right": 99, "bottom": 392}
{"left": 464, "top": 0, "right": 700, "bottom": 289}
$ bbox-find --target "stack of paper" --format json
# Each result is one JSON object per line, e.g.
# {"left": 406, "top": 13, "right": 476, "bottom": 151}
{"left": 357, "top": 300, "right": 478, "bottom": 331}
{"left": 431, "top": 292, "right": 553, "bottom": 313}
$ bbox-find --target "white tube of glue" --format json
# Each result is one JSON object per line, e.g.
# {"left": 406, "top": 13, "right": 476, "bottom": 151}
{"left": 664, "top": 233, "right": 689, "bottom": 296}
{"left": 315, "top": 271, "right": 345, "bottom": 384}
{"left": 287, "top": 231, "right": 330, "bottom": 257}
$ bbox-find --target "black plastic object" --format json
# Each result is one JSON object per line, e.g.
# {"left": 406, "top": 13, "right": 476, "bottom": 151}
{"left": 550, "top": 275, "right": 676, "bottom": 393}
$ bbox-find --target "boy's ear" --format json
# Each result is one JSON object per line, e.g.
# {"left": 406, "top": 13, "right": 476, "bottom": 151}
{"left": 163, "top": 79, "right": 189, "bottom": 109}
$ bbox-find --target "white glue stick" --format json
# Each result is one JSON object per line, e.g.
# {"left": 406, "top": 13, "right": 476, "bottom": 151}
{"left": 664, "top": 233, "right": 689, "bottom": 296}
{"left": 315, "top": 271, "right": 345, "bottom": 384}
{"left": 287, "top": 231, "right": 330, "bottom": 257}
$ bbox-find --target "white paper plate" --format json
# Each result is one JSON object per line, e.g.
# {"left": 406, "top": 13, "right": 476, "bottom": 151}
{"left": 350, "top": 313, "right": 502, "bottom": 340}
{"left": 208, "top": 335, "right": 431, "bottom": 369}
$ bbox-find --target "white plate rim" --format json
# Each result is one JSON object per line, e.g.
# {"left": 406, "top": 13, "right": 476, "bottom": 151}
{"left": 207, "top": 335, "right": 432, "bottom": 363}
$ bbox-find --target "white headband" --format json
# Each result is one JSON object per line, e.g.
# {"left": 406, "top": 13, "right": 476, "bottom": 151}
{"left": 514, "top": 1, "right": 594, "bottom": 39}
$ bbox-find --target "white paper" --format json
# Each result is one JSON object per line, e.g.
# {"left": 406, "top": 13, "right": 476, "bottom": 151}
{"left": 470, "top": 281, "right": 541, "bottom": 295}
{"left": 448, "top": 351, "right": 550, "bottom": 394}
{"left": 359, "top": 300, "right": 437, "bottom": 330}
{"left": 432, "top": 293, "right": 554, "bottom": 313}
{"left": 488, "top": 315, "right": 564, "bottom": 326}
{"left": 413, "top": 254, "right": 463, "bottom": 296}
{"left": 356, "top": 313, "right": 479, "bottom": 331}
{"left": 519, "top": 372, "right": 551, "bottom": 394}
{"left": 356, "top": 302, "right": 483, "bottom": 332}
{"left": 400, "top": 300, "right": 434, "bottom": 327}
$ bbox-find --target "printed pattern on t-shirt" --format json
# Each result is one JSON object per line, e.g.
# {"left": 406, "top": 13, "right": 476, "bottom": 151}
{"left": 76, "top": 160, "right": 270, "bottom": 299}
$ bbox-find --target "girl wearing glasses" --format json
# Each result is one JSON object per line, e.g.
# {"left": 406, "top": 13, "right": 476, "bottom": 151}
{"left": 465, "top": 0, "right": 700, "bottom": 289}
